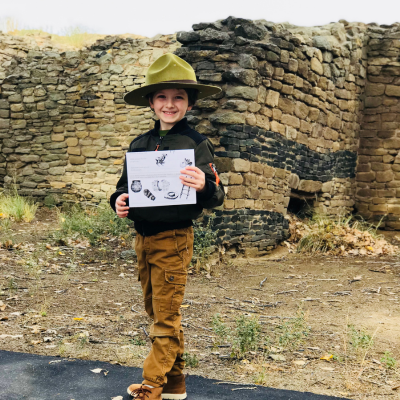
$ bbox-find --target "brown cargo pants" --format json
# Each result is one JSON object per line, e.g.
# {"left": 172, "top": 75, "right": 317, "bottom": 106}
{"left": 135, "top": 227, "right": 194, "bottom": 387}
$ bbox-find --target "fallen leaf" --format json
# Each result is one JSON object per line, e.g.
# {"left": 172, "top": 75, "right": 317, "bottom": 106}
{"left": 31, "top": 340, "right": 42, "bottom": 345}
{"left": 73, "top": 318, "right": 84, "bottom": 321}
{"left": 46, "top": 244, "right": 52, "bottom": 250}
{"left": 180, "top": 305, "right": 190, "bottom": 308}
{"left": 269, "top": 354, "right": 286, "bottom": 361}
{"left": 293, "top": 360, "right": 306, "bottom": 366}
{"left": 320, "top": 354, "right": 333, "bottom": 361}
{"left": 0, "top": 301, "right": 6, "bottom": 311}
{"left": 90, "top": 368, "right": 104, "bottom": 374}
{"left": 0, "top": 316, "right": 8, "bottom": 321}
{"left": 320, "top": 366, "right": 335, "bottom": 371}
{"left": 111, "top": 396, "right": 123, "bottom": 400}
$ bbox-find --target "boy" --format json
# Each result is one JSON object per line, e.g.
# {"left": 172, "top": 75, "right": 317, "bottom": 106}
{"left": 110, "top": 53, "right": 225, "bottom": 400}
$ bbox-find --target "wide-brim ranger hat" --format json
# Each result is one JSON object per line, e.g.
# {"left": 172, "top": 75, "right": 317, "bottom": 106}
{"left": 124, "top": 53, "right": 222, "bottom": 106}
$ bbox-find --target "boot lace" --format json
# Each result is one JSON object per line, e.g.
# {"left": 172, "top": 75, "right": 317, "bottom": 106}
{"left": 130, "top": 386, "right": 151, "bottom": 399}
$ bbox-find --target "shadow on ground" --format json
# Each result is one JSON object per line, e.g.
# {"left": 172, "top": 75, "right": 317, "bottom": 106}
{"left": 0, "top": 350, "right": 349, "bottom": 400}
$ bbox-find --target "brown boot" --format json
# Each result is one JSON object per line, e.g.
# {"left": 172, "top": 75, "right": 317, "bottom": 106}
{"left": 162, "top": 374, "right": 187, "bottom": 399}
{"left": 127, "top": 384, "right": 163, "bottom": 399}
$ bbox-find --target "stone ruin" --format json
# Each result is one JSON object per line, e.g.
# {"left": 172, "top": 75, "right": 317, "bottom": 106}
{"left": 1, "top": 17, "right": 400, "bottom": 253}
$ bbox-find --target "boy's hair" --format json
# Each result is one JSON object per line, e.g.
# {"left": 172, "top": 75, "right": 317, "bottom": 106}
{"left": 147, "top": 88, "right": 198, "bottom": 107}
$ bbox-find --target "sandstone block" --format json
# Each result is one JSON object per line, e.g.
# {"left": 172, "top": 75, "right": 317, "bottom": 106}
{"left": 386, "top": 85, "right": 400, "bottom": 97}
{"left": 0, "top": 119, "right": 10, "bottom": 129}
{"left": 66, "top": 138, "right": 79, "bottom": 147}
{"left": 214, "top": 158, "right": 232, "bottom": 173}
{"left": 265, "top": 90, "right": 280, "bottom": 107}
{"left": 209, "top": 112, "right": 245, "bottom": 125}
{"left": 281, "top": 114, "right": 300, "bottom": 129}
{"left": 224, "top": 199, "right": 235, "bottom": 209}
{"left": 384, "top": 138, "right": 400, "bottom": 149}
{"left": 227, "top": 186, "right": 246, "bottom": 199}
{"left": 288, "top": 173, "right": 299, "bottom": 189}
{"left": 226, "top": 86, "right": 258, "bottom": 100}
{"left": 251, "top": 163, "right": 264, "bottom": 175}
{"left": 68, "top": 147, "right": 81, "bottom": 155}
{"left": 321, "top": 181, "right": 333, "bottom": 193}
{"left": 369, "top": 204, "right": 387, "bottom": 212}
{"left": 48, "top": 167, "right": 65, "bottom": 175}
{"left": 310, "top": 58, "right": 323, "bottom": 75}
{"left": 263, "top": 165, "right": 275, "bottom": 178}
{"left": 20, "top": 155, "right": 40, "bottom": 162}
{"left": 376, "top": 170, "right": 394, "bottom": 183}
{"left": 229, "top": 173, "right": 244, "bottom": 185}
{"left": 232, "top": 159, "right": 250, "bottom": 172}
{"left": 52, "top": 134, "right": 65, "bottom": 142}
{"left": 365, "top": 83, "right": 385, "bottom": 96}
{"left": 298, "top": 180, "right": 322, "bottom": 192}
{"left": 69, "top": 155, "right": 85, "bottom": 165}
{"left": 82, "top": 147, "right": 98, "bottom": 157}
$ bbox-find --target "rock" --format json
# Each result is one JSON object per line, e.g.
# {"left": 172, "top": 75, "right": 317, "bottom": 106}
{"left": 386, "top": 85, "right": 400, "bottom": 97}
{"left": 310, "top": 58, "right": 323, "bottom": 75}
{"left": 222, "top": 68, "right": 261, "bottom": 86}
{"left": 176, "top": 31, "right": 200, "bottom": 44}
{"left": 209, "top": 112, "right": 245, "bottom": 125}
{"left": 232, "top": 159, "right": 250, "bottom": 172}
{"left": 266, "top": 90, "right": 280, "bottom": 107}
{"left": 199, "top": 29, "right": 230, "bottom": 43}
{"left": 298, "top": 180, "right": 322, "bottom": 193}
{"left": 226, "top": 86, "right": 258, "bottom": 100}
{"left": 288, "top": 173, "right": 300, "bottom": 189}
{"left": 69, "top": 156, "right": 86, "bottom": 165}
{"left": 121, "top": 250, "right": 137, "bottom": 259}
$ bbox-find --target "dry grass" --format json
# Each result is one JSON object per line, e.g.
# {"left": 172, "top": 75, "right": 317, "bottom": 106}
{"left": 0, "top": 188, "right": 38, "bottom": 223}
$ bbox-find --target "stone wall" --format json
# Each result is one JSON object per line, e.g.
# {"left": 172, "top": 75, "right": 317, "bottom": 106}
{"left": 355, "top": 25, "right": 400, "bottom": 229}
{"left": 0, "top": 33, "right": 178, "bottom": 203}
{"left": 2, "top": 19, "right": 400, "bottom": 251}
{"left": 176, "top": 17, "right": 366, "bottom": 250}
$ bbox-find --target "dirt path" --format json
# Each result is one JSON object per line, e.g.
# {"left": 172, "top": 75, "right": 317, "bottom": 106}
{"left": 1, "top": 212, "right": 400, "bottom": 399}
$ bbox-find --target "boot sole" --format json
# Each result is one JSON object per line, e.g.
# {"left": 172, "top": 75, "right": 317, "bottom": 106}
{"left": 161, "top": 393, "right": 187, "bottom": 399}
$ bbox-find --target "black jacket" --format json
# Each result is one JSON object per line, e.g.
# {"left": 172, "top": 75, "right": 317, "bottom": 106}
{"left": 109, "top": 118, "right": 225, "bottom": 236}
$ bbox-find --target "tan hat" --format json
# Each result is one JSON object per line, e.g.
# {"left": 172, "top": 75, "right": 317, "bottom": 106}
{"left": 124, "top": 53, "right": 222, "bottom": 106}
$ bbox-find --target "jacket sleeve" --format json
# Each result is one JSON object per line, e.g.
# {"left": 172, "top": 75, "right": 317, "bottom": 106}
{"left": 195, "top": 138, "right": 225, "bottom": 209}
{"left": 109, "top": 152, "right": 129, "bottom": 213}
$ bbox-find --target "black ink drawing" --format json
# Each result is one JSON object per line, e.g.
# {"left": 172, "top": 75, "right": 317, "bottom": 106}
{"left": 180, "top": 158, "right": 193, "bottom": 168}
{"left": 144, "top": 189, "right": 156, "bottom": 201}
{"left": 131, "top": 180, "right": 142, "bottom": 193}
{"left": 161, "top": 180, "right": 170, "bottom": 191}
{"left": 152, "top": 180, "right": 162, "bottom": 191}
{"left": 164, "top": 191, "right": 178, "bottom": 200}
{"left": 180, "top": 185, "right": 191, "bottom": 199}
{"left": 155, "top": 154, "right": 167, "bottom": 166}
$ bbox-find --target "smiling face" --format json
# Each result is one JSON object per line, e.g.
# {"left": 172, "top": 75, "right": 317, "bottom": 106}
{"left": 149, "top": 88, "right": 193, "bottom": 130}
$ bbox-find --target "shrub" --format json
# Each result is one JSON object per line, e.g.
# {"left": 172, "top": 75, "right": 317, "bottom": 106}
{"left": 232, "top": 315, "right": 261, "bottom": 357}
{"left": 183, "top": 352, "right": 199, "bottom": 368}
{"left": 348, "top": 325, "right": 373, "bottom": 350}
{"left": 277, "top": 309, "right": 310, "bottom": 350}
{"left": 192, "top": 213, "right": 217, "bottom": 264}
{"left": 212, "top": 313, "right": 229, "bottom": 346}
{"left": 380, "top": 351, "right": 397, "bottom": 369}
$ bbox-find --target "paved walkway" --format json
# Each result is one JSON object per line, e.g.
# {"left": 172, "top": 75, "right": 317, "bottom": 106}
{"left": 0, "top": 350, "right": 349, "bottom": 400}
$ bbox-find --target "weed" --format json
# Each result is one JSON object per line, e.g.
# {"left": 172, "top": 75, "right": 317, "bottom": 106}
{"left": 212, "top": 313, "right": 229, "bottom": 346}
{"left": 7, "top": 278, "right": 18, "bottom": 294}
{"left": 0, "top": 188, "right": 38, "bottom": 223}
{"left": 130, "top": 338, "right": 146, "bottom": 346}
{"left": 192, "top": 214, "right": 217, "bottom": 267}
{"left": 232, "top": 315, "right": 261, "bottom": 357}
{"left": 253, "top": 367, "right": 268, "bottom": 385}
{"left": 348, "top": 325, "right": 373, "bottom": 350}
{"left": 58, "top": 343, "right": 67, "bottom": 357}
{"left": 183, "top": 352, "right": 199, "bottom": 368}
{"left": 55, "top": 203, "right": 132, "bottom": 245}
{"left": 277, "top": 309, "right": 310, "bottom": 350}
{"left": 380, "top": 351, "right": 397, "bottom": 369}
{"left": 297, "top": 212, "right": 384, "bottom": 254}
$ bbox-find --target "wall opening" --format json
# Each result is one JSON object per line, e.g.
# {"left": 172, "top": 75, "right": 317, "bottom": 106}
{"left": 288, "top": 191, "right": 314, "bottom": 218}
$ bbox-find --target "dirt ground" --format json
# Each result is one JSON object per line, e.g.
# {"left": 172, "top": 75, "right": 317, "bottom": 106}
{"left": 1, "top": 208, "right": 400, "bottom": 399}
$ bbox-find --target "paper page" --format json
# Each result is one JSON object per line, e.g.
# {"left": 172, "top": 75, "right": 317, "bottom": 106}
{"left": 126, "top": 149, "right": 196, "bottom": 207}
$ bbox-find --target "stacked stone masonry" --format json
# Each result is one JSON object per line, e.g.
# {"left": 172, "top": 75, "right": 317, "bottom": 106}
{"left": 1, "top": 18, "right": 400, "bottom": 251}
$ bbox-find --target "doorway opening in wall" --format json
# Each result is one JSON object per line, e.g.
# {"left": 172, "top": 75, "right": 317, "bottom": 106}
{"left": 287, "top": 190, "right": 314, "bottom": 219}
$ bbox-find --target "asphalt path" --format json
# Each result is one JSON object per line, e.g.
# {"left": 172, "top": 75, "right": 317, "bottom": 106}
{"left": 0, "top": 350, "right": 349, "bottom": 400}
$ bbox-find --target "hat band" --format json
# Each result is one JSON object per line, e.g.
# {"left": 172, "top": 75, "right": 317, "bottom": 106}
{"left": 157, "top": 79, "right": 198, "bottom": 84}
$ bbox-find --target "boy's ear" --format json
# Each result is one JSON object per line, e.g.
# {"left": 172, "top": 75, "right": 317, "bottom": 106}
{"left": 187, "top": 105, "right": 193, "bottom": 111}
{"left": 148, "top": 98, "right": 154, "bottom": 110}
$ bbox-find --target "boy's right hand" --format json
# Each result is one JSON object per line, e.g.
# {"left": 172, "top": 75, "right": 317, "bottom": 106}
{"left": 116, "top": 193, "right": 129, "bottom": 218}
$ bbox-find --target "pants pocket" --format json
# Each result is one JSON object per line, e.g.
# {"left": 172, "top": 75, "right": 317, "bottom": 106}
{"left": 160, "top": 269, "right": 187, "bottom": 313}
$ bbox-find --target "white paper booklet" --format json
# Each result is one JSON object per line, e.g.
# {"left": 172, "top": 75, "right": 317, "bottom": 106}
{"left": 126, "top": 149, "right": 196, "bottom": 207}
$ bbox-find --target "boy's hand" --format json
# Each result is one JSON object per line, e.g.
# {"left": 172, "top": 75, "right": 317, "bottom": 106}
{"left": 180, "top": 166, "right": 205, "bottom": 192}
{"left": 116, "top": 193, "right": 129, "bottom": 218}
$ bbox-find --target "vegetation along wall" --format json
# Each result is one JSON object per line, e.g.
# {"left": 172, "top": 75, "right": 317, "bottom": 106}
{"left": 1, "top": 18, "right": 400, "bottom": 252}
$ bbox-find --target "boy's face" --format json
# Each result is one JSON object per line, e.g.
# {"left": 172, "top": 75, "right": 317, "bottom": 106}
{"left": 149, "top": 88, "right": 192, "bottom": 130}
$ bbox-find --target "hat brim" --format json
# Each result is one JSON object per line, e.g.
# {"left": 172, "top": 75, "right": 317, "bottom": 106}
{"left": 124, "top": 82, "right": 222, "bottom": 106}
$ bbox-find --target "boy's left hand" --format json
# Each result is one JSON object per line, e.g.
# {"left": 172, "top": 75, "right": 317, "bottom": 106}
{"left": 180, "top": 166, "right": 205, "bottom": 192}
